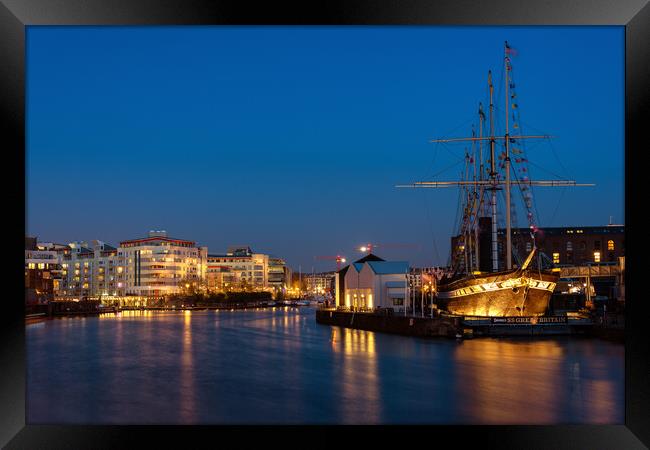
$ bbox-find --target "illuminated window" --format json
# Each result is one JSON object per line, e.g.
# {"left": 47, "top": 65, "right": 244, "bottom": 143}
{"left": 38, "top": 263, "right": 45, "bottom": 269}
{"left": 84, "top": 262, "right": 89, "bottom": 267}
{"left": 607, "top": 240, "right": 615, "bottom": 251}
{"left": 28, "top": 263, "right": 35, "bottom": 269}
{"left": 594, "top": 251, "right": 601, "bottom": 263}
{"left": 552, "top": 253, "right": 560, "bottom": 264}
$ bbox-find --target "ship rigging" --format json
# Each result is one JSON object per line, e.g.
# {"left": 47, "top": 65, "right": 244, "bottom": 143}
{"left": 397, "top": 41, "right": 594, "bottom": 317}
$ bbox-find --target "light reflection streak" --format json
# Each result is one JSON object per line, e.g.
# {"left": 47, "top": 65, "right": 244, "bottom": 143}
{"left": 339, "top": 328, "right": 380, "bottom": 423}
{"left": 448, "top": 339, "right": 617, "bottom": 424}
{"left": 452, "top": 339, "right": 571, "bottom": 424}
{"left": 180, "top": 310, "right": 196, "bottom": 423}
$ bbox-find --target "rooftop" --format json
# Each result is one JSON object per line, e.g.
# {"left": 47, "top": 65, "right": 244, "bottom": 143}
{"left": 366, "top": 261, "right": 410, "bottom": 274}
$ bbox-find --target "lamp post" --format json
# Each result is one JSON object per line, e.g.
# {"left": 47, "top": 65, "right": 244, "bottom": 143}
{"left": 429, "top": 281, "right": 434, "bottom": 318}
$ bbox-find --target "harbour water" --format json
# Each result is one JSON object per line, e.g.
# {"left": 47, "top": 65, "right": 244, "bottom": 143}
{"left": 27, "top": 306, "right": 624, "bottom": 424}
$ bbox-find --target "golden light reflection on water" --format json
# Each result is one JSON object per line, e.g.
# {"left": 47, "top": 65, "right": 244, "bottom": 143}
{"left": 452, "top": 339, "right": 621, "bottom": 424}
{"left": 32, "top": 310, "right": 622, "bottom": 425}
{"left": 336, "top": 327, "right": 380, "bottom": 423}
{"left": 180, "top": 310, "right": 196, "bottom": 423}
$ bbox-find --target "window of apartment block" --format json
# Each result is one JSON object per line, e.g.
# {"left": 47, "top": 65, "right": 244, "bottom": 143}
{"left": 566, "top": 241, "right": 573, "bottom": 251}
{"left": 607, "top": 240, "right": 615, "bottom": 251}
{"left": 594, "top": 251, "right": 601, "bottom": 263}
{"left": 594, "top": 241, "right": 601, "bottom": 250}
{"left": 552, "top": 253, "right": 560, "bottom": 264}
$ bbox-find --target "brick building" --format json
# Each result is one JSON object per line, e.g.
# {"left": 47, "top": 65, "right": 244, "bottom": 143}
{"left": 452, "top": 221, "right": 624, "bottom": 271}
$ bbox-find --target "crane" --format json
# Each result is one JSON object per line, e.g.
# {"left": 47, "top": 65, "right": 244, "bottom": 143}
{"left": 314, "top": 255, "right": 347, "bottom": 271}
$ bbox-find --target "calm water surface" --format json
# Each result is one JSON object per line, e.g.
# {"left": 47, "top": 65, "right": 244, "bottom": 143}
{"left": 27, "top": 307, "right": 624, "bottom": 424}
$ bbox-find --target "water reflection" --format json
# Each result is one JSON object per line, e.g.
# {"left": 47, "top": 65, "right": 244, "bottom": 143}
{"left": 452, "top": 339, "right": 563, "bottom": 423}
{"left": 451, "top": 338, "right": 623, "bottom": 424}
{"left": 336, "top": 328, "right": 380, "bottom": 423}
{"left": 180, "top": 310, "right": 196, "bottom": 423}
{"left": 26, "top": 309, "right": 623, "bottom": 425}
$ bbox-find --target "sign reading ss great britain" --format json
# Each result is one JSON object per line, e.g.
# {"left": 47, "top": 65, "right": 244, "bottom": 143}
{"left": 491, "top": 316, "right": 568, "bottom": 324}
{"left": 397, "top": 42, "right": 592, "bottom": 317}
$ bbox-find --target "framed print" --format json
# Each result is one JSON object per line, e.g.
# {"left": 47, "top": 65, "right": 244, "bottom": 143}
{"left": 2, "top": 0, "right": 649, "bottom": 448}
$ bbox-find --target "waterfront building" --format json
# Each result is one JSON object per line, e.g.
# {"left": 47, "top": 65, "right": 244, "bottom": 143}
{"left": 60, "top": 240, "right": 120, "bottom": 298}
{"left": 340, "top": 256, "right": 410, "bottom": 311}
{"left": 207, "top": 246, "right": 289, "bottom": 293}
{"left": 36, "top": 241, "right": 71, "bottom": 254}
{"left": 117, "top": 231, "right": 207, "bottom": 297}
{"left": 269, "top": 257, "right": 290, "bottom": 293}
{"left": 335, "top": 253, "right": 384, "bottom": 307}
{"left": 25, "top": 236, "right": 64, "bottom": 303}
{"left": 304, "top": 272, "right": 335, "bottom": 295}
{"left": 452, "top": 222, "right": 625, "bottom": 271}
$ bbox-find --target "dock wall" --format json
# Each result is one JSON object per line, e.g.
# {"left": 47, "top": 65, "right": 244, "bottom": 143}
{"left": 316, "top": 309, "right": 600, "bottom": 339}
{"left": 315, "top": 309, "right": 461, "bottom": 338}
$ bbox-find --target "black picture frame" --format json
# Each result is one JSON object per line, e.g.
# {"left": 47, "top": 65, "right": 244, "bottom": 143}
{"left": 2, "top": 0, "right": 648, "bottom": 448}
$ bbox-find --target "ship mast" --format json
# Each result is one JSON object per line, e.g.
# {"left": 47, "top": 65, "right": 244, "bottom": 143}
{"left": 477, "top": 103, "right": 486, "bottom": 262}
{"left": 472, "top": 124, "right": 479, "bottom": 272}
{"left": 504, "top": 41, "right": 513, "bottom": 270}
{"left": 488, "top": 70, "right": 499, "bottom": 272}
{"left": 397, "top": 42, "right": 594, "bottom": 274}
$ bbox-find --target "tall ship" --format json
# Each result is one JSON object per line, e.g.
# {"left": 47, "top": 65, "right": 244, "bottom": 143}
{"left": 398, "top": 42, "right": 593, "bottom": 317}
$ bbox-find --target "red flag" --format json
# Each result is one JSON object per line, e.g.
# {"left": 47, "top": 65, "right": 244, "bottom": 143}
{"left": 505, "top": 46, "right": 518, "bottom": 57}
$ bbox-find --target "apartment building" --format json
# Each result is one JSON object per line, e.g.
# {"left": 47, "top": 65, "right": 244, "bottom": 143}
{"left": 117, "top": 231, "right": 207, "bottom": 297}
{"left": 25, "top": 237, "right": 64, "bottom": 303}
{"left": 207, "top": 246, "right": 289, "bottom": 293}
{"left": 60, "top": 240, "right": 120, "bottom": 298}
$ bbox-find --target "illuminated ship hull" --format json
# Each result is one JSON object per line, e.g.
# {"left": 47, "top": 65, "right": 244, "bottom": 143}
{"left": 436, "top": 269, "right": 558, "bottom": 317}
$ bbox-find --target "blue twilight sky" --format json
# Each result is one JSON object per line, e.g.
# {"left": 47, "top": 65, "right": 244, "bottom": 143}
{"left": 26, "top": 26, "right": 624, "bottom": 271}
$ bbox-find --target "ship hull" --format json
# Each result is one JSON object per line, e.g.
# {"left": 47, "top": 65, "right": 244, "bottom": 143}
{"left": 436, "top": 270, "right": 558, "bottom": 317}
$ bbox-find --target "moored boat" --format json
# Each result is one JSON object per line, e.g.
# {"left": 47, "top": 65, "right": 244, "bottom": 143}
{"left": 398, "top": 42, "right": 590, "bottom": 317}
{"left": 436, "top": 249, "right": 558, "bottom": 316}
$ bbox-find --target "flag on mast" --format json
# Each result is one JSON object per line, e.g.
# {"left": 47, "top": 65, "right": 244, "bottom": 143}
{"left": 505, "top": 42, "right": 518, "bottom": 56}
